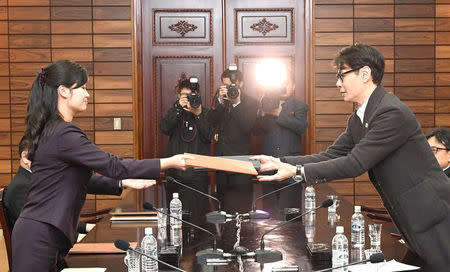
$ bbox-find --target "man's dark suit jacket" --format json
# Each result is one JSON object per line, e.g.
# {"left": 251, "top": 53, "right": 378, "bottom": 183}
{"left": 255, "top": 96, "right": 308, "bottom": 157}
{"left": 17, "top": 121, "right": 161, "bottom": 246}
{"left": 445, "top": 167, "right": 450, "bottom": 178}
{"left": 3, "top": 166, "right": 31, "bottom": 231}
{"left": 282, "top": 86, "right": 450, "bottom": 270}
{"left": 209, "top": 94, "right": 258, "bottom": 156}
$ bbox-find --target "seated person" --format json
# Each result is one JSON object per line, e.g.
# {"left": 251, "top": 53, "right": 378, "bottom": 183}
{"left": 426, "top": 127, "right": 450, "bottom": 177}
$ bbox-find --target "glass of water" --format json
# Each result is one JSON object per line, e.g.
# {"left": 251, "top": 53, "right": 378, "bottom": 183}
{"left": 368, "top": 223, "right": 382, "bottom": 250}
{"left": 326, "top": 195, "right": 340, "bottom": 213}
{"left": 157, "top": 208, "right": 168, "bottom": 228}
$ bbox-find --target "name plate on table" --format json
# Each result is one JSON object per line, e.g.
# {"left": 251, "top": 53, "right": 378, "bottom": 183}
{"left": 110, "top": 211, "right": 157, "bottom": 223}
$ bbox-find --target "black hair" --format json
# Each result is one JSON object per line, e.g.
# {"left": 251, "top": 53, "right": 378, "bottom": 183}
{"left": 177, "top": 79, "right": 199, "bottom": 93}
{"left": 426, "top": 127, "right": 450, "bottom": 150}
{"left": 25, "top": 60, "right": 88, "bottom": 161}
{"left": 334, "top": 44, "right": 385, "bottom": 85}
{"left": 221, "top": 68, "right": 243, "bottom": 82}
{"left": 18, "top": 135, "right": 32, "bottom": 157}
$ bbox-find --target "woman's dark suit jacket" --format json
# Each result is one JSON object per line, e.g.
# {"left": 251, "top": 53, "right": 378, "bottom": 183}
{"left": 282, "top": 86, "right": 450, "bottom": 270}
{"left": 18, "top": 121, "right": 161, "bottom": 246}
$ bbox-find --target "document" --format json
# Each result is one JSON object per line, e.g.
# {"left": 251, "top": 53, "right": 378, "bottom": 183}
{"left": 61, "top": 268, "right": 106, "bottom": 272}
{"left": 349, "top": 259, "right": 420, "bottom": 271}
{"left": 184, "top": 153, "right": 258, "bottom": 175}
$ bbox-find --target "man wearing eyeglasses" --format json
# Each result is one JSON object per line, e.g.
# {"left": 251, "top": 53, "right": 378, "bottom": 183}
{"left": 251, "top": 44, "right": 450, "bottom": 271}
{"left": 426, "top": 127, "right": 450, "bottom": 177}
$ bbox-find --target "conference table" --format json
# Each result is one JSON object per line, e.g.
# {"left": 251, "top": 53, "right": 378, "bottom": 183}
{"left": 65, "top": 182, "right": 422, "bottom": 271}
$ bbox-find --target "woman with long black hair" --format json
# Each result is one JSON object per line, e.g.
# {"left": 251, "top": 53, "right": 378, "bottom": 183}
{"left": 11, "top": 60, "right": 192, "bottom": 271}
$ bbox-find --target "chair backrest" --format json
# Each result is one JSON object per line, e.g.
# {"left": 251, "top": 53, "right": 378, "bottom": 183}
{"left": 0, "top": 188, "right": 12, "bottom": 271}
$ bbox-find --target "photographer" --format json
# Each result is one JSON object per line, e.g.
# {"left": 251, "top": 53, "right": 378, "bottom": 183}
{"left": 159, "top": 77, "right": 213, "bottom": 222}
{"left": 209, "top": 66, "right": 258, "bottom": 213}
{"left": 254, "top": 71, "right": 308, "bottom": 213}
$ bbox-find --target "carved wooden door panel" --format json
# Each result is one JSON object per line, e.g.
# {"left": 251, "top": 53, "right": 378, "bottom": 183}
{"left": 138, "top": 0, "right": 311, "bottom": 158}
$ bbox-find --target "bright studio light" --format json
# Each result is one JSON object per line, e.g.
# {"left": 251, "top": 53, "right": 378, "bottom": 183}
{"left": 255, "top": 59, "right": 287, "bottom": 88}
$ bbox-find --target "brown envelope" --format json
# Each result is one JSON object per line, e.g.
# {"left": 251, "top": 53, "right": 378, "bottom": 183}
{"left": 184, "top": 153, "right": 258, "bottom": 175}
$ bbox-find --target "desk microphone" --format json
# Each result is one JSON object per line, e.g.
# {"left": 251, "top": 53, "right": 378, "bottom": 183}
{"left": 114, "top": 238, "right": 186, "bottom": 272}
{"left": 165, "top": 176, "right": 232, "bottom": 223}
{"left": 315, "top": 252, "right": 385, "bottom": 272}
{"left": 248, "top": 180, "right": 302, "bottom": 219}
{"left": 143, "top": 202, "right": 224, "bottom": 265}
{"left": 254, "top": 199, "right": 334, "bottom": 263}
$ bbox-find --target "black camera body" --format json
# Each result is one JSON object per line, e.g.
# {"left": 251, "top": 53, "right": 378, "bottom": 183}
{"left": 225, "top": 64, "right": 240, "bottom": 99}
{"left": 261, "top": 96, "right": 280, "bottom": 111}
{"left": 186, "top": 92, "right": 201, "bottom": 109}
{"left": 260, "top": 86, "right": 286, "bottom": 111}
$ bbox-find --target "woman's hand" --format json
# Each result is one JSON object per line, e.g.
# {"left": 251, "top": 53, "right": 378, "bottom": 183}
{"left": 160, "top": 154, "right": 195, "bottom": 171}
{"left": 122, "top": 179, "right": 156, "bottom": 189}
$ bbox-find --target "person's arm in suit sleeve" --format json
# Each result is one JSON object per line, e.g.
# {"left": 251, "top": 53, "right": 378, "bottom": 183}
{"left": 87, "top": 174, "right": 122, "bottom": 195}
{"left": 208, "top": 97, "right": 226, "bottom": 126}
{"left": 302, "top": 106, "right": 412, "bottom": 185}
{"left": 159, "top": 105, "right": 181, "bottom": 136}
{"left": 196, "top": 108, "right": 214, "bottom": 143}
{"left": 229, "top": 98, "right": 258, "bottom": 135}
{"left": 57, "top": 124, "right": 161, "bottom": 179}
{"left": 276, "top": 100, "right": 308, "bottom": 135}
{"left": 282, "top": 115, "right": 357, "bottom": 165}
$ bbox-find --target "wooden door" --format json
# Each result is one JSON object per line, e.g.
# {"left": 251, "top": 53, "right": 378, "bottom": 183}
{"left": 134, "top": 0, "right": 312, "bottom": 159}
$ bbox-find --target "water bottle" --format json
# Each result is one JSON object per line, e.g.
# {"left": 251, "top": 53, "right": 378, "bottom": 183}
{"left": 305, "top": 186, "right": 316, "bottom": 212}
{"left": 351, "top": 205, "right": 365, "bottom": 248}
{"left": 141, "top": 227, "right": 158, "bottom": 272}
{"left": 304, "top": 213, "right": 316, "bottom": 243}
{"left": 170, "top": 193, "right": 182, "bottom": 227}
{"left": 332, "top": 226, "right": 349, "bottom": 271}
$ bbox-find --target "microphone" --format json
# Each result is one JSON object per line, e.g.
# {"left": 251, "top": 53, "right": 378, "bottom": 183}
{"left": 314, "top": 252, "right": 385, "bottom": 272}
{"left": 114, "top": 238, "right": 186, "bottom": 272}
{"left": 254, "top": 199, "right": 334, "bottom": 264}
{"left": 165, "top": 176, "right": 231, "bottom": 223}
{"left": 143, "top": 202, "right": 224, "bottom": 265}
{"left": 248, "top": 181, "right": 302, "bottom": 219}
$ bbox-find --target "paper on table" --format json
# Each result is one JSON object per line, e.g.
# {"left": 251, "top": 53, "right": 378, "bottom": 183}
{"left": 349, "top": 259, "right": 420, "bottom": 272}
{"left": 184, "top": 153, "right": 258, "bottom": 175}
{"left": 61, "top": 268, "right": 106, "bottom": 272}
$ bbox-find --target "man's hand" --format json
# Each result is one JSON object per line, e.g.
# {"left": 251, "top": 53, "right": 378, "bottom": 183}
{"left": 179, "top": 94, "right": 189, "bottom": 108}
{"left": 250, "top": 155, "right": 281, "bottom": 172}
{"left": 160, "top": 154, "right": 195, "bottom": 171}
{"left": 122, "top": 179, "right": 156, "bottom": 189}
{"left": 183, "top": 103, "right": 202, "bottom": 116}
{"left": 218, "top": 85, "right": 229, "bottom": 103}
{"left": 250, "top": 155, "right": 296, "bottom": 182}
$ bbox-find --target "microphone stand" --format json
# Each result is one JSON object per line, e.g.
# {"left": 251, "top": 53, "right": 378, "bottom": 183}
{"left": 143, "top": 202, "right": 225, "bottom": 265}
{"left": 166, "top": 176, "right": 232, "bottom": 224}
{"left": 248, "top": 181, "right": 302, "bottom": 219}
{"left": 254, "top": 199, "right": 333, "bottom": 264}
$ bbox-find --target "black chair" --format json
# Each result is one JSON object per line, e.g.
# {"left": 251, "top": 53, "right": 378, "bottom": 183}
{"left": 0, "top": 188, "right": 12, "bottom": 271}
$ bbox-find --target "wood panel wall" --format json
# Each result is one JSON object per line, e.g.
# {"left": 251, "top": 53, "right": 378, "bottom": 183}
{"left": 0, "top": 0, "right": 134, "bottom": 212}
{"left": 314, "top": 0, "right": 450, "bottom": 208}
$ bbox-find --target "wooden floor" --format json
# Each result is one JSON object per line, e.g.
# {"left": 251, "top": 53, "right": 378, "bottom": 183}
{"left": 0, "top": 229, "right": 9, "bottom": 271}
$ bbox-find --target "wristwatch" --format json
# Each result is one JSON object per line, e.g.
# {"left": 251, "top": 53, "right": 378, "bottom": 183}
{"left": 293, "top": 165, "right": 304, "bottom": 182}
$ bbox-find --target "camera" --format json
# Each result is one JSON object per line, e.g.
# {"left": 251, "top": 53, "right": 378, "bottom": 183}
{"left": 260, "top": 86, "right": 286, "bottom": 111}
{"left": 226, "top": 64, "right": 240, "bottom": 99}
{"left": 186, "top": 77, "right": 201, "bottom": 109}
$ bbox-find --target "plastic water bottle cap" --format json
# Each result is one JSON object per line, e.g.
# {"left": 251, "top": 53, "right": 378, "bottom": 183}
{"left": 336, "top": 226, "right": 344, "bottom": 234}
{"left": 354, "top": 205, "right": 361, "bottom": 213}
{"left": 145, "top": 227, "right": 153, "bottom": 235}
{"left": 173, "top": 192, "right": 179, "bottom": 198}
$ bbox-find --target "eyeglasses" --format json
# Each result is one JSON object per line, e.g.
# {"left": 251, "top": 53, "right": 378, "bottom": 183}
{"left": 336, "top": 66, "right": 363, "bottom": 81}
{"left": 431, "top": 146, "right": 449, "bottom": 154}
